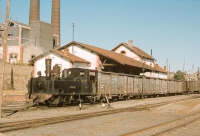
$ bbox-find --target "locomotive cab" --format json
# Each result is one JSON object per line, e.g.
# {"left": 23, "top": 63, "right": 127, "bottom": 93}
{"left": 54, "top": 68, "right": 97, "bottom": 95}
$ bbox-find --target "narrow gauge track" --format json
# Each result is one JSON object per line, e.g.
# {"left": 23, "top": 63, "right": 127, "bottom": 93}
{"left": 1, "top": 95, "right": 200, "bottom": 133}
{"left": 123, "top": 110, "right": 200, "bottom": 136}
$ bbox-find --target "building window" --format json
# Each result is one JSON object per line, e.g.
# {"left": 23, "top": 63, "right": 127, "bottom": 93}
{"left": 80, "top": 71, "right": 85, "bottom": 78}
{"left": 9, "top": 53, "right": 17, "bottom": 63}
{"left": 120, "top": 50, "right": 126, "bottom": 55}
{"left": 8, "top": 34, "right": 13, "bottom": 38}
{"left": 31, "top": 55, "right": 35, "bottom": 59}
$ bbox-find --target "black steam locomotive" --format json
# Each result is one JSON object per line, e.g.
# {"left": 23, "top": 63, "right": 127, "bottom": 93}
{"left": 29, "top": 59, "right": 99, "bottom": 106}
{"left": 28, "top": 59, "right": 200, "bottom": 107}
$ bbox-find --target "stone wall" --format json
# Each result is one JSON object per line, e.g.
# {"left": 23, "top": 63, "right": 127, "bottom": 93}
{"left": 3, "top": 94, "right": 31, "bottom": 102}
{"left": 0, "top": 62, "right": 33, "bottom": 92}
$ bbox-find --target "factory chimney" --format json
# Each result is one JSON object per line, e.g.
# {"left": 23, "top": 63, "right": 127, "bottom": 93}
{"left": 51, "top": 0, "right": 60, "bottom": 47}
{"left": 29, "top": 0, "right": 40, "bottom": 24}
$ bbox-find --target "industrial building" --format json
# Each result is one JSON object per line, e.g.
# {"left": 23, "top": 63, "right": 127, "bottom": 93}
{"left": 0, "top": 0, "right": 60, "bottom": 64}
{"left": 1, "top": 0, "right": 167, "bottom": 79}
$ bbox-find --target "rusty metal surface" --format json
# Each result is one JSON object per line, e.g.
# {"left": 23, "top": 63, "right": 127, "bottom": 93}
{"left": 97, "top": 71, "right": 184, "bottom": 96}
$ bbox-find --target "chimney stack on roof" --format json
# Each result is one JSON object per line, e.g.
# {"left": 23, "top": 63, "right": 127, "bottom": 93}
{"left": 51, "top": 0, "right": 60, "bottom": 47}
{"left": 164, "top": 66, "right": 166, "bottom": 71}
{"left": 29, "top": 0, "right": 40, "bottom": 24}
{"left": 128, "top": 40, "right": 133, "bottom": 48}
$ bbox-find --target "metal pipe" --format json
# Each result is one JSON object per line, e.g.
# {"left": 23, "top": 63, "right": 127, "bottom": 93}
{"left": 45, "top": 59, "right": 52, "bottom": 77}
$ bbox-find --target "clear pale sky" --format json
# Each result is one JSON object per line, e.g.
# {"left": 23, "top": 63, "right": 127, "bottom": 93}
{"left": 0, "top": 0, "right": 200, "bottom": 73}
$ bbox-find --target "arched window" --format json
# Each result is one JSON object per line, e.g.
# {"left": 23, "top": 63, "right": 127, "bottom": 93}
{"left": 31, "top": 55, "right": 36, "bottom": 59}
{"left": 120, "top": 50, "right": 126, "bottom": 55}
{"left": 9, "top": 53, "right": 17, "bottom": 63}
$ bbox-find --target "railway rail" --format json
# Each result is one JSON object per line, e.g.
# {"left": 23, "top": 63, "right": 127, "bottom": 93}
{"left": 1, "top": 95, "right": 200, "bottom": 133}
{"left": 123, "top": 109, "right": 200, "bottom": 136}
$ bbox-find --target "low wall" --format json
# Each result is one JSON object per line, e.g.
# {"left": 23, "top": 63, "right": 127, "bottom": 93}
{"left": 0, "top": 63, "right": 33, "bottom": 91}
{"left": 3, "top": 94, "right": 31, "bottom": 102}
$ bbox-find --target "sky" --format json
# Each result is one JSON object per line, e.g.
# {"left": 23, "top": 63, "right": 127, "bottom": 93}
{"left": 0, "top": 0, "right": 200, "bottom": 73}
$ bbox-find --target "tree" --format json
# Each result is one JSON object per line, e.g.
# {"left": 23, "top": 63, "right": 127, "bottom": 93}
{"left": 173, "top": 70, "right": 185, "bottom": 81}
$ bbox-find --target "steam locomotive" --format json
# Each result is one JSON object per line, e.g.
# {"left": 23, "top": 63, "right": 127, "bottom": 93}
{"left": 28, "top": 59, "right": 200, "bottom": 107}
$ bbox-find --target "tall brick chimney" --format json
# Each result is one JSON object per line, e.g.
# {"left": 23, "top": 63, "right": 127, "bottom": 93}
{"left": 51, "top": 0, "right": 60, "bottom": 47}
{"left": 29, "top": 0, "right": 40, "bottom": 24}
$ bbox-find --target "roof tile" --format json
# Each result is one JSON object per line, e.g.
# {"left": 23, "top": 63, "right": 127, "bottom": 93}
{"left": 60, "top": 41, "right": 159, "bottom": 71}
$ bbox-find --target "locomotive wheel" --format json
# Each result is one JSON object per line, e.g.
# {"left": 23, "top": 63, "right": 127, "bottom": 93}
{"left": 33, "top": 97, "right": 40, "bottom": 105}
{"left": 125, "top": 97, "right": 130, "bottom": 100}
{"left": 111, "top": 97, "right": 118, "bottom": 102}
{"left": 89, "top": 97, "right": 96, "bottom": 105}
{"left": 100, "top": 98, "right": 106, "bottom": 104}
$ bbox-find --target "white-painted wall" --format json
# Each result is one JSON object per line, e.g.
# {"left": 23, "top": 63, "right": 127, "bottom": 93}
{"left": 7, "top": 46, "right": 20, "bottom": 63}
{"left": 34, "top": 52, "right": 88, "bottom": 77}
{"left": 114, "top": 46, "right": 155, "bottom": 67}
{"left": 114, "top": 46, "right": 141, "bottom": 61}
{"left": 115, "top": 45, "right": 167, "bottom": 79}
{"left": 142, "top": 72, "right": 167, "bottom": 79}
{"left": 143, "top": 58, "right": 155, "bottom": 67}
{"left": 67, "top": 44, "right": 101, "bottom": 70}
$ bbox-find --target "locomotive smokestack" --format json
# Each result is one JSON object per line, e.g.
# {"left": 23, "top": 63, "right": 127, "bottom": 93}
{"left": 29, "top": 0, "right": 40, "bottom": 24}
{"left": 45, "top": 58, "right": 52, "bottom": 77}
{"left": 51, "top": 0, "right": 60, "bottom": 47}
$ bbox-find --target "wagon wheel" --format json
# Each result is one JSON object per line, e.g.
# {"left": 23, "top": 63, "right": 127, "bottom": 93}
{"left": 111, "top": 97, "right": 118, "bottom": 102}
{"left": 100, "top": 97, "right": 106, "bottom": 104}
{"left": 125, "top": 96, "right": 130, "bottom": 100}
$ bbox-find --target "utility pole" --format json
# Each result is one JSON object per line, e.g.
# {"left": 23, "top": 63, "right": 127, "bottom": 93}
{"left": 198, "top": 67, "right": 200, "bottom": 80}
{"left": 183, "top": 58, "right": 185, "bottom": 73}
{"left": 0, "top": 0, "right": 10, "bottom": 118}
{"left": 166, "top": 58, "right": 168, "bottom": 79}
{"left": 72, "top": 23, "right": 75, "bottom": 41}
{"left": 169, "top": 63, "right": 170, "bottom": 79}
{"left": 142, "top": 56, "right": 145, "bottom": 100}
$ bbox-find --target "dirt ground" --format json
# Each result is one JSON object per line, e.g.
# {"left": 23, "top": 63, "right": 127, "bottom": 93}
{"left": 2, "top": 94, "right": 200, "bottom": 136}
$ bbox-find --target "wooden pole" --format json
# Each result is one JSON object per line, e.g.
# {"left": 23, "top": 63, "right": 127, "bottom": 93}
{"left": 0, "top": 0, "right": 10, "bottom": 118}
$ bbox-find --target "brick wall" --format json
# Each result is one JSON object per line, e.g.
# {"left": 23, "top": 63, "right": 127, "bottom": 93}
{"left": 0, "top": 62, "right": 33, "bottom": 91}
{"left": 3, "top": 94, "right": 32, "bottom": 102}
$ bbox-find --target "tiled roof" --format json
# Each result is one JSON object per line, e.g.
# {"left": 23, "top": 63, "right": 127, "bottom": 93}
{"left": 154, "top": 64, "right": 166, "bottom": 73}
{"left": 51, "top": 50, "right": 90, "bottom": 63}
{"left": 29, "top": 49, "right": 90, "bottom": 64}
{"left": 60, "top": 41, "right": 158, "bottom": 71}
{"left": 112, "top": 42, "right": 155, "bottom": 60}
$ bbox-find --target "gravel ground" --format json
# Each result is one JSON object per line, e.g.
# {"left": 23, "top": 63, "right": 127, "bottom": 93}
{"left": 161, "top": 119, "right": 200, "bottom": 136}
{"left": 1, "top": 94, "right": 200, "bottom": 136}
